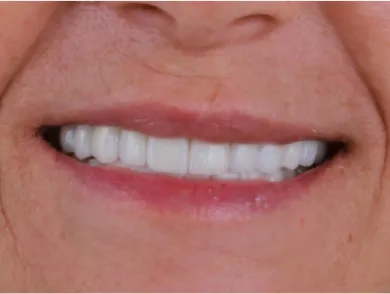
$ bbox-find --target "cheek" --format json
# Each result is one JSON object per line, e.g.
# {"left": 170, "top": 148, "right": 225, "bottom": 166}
{"left": 324, "top": 2, "right": 390, "bottom": 126}
{"left": 324, "top": 2, "right": 390, "bottom": 287}
{"left": 0, "top": 3, "right": 57, "bottom": 92}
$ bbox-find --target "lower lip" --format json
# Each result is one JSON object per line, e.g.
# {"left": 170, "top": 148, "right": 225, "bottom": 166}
{"left": 57, "top": 152, "right": 329, "bottom": 220}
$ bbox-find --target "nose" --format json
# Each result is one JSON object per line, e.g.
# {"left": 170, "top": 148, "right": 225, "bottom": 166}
{"left": 108, "top": 1, "right": 305, "bottom": 50}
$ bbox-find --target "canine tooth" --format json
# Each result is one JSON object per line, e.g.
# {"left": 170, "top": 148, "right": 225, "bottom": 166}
{"left": 282, "top": 142, "right": 302, "bottom": 170}
{"left": 60, "top": 125, "right": 76, "bottom": 153}
{"left": 189, "top": 141, "right": 230, "bottom": 176}
{"left": 91, "top": 126, "right": 120, "bottom": 164}
{"left": 146, "top": 137, "right": 189, "bottom": 174}
{"left": 118, "top": 130, "right": 147, "bottom": 167}
{"left": 257, "top": 144, "right": 283, "bottom": 173}
{"left": 230, "top": 144, "right": 258, "bottom": 173}
{"left": 74, "top": 125, "right": 92, "bottom": 160}
{"left": 314, "top": 142, "right": 327, "bottom": 163}
{"left": 299, "top": 141, "right": 319, "bottom": 167}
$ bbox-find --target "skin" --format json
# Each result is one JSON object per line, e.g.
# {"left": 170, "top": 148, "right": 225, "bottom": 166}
{"left": 0, "top": 1, "right": 390, "bottom": 291}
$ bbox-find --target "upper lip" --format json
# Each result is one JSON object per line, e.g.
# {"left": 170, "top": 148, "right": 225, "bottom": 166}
{"left": 47, "top": 102, "right": 344, "bottom": 144}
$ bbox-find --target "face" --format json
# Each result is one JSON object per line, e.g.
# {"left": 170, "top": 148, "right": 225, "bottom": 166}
{"left": 1, "top": 1, "right": 390, "bottom": 291}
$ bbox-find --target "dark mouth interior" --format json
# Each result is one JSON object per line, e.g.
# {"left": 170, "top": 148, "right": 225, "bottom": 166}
{"left": 40, "top": 125, "right": 347, "bottom": 170}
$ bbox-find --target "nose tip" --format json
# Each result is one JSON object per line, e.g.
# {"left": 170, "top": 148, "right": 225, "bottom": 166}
{"left": 108, "top": 2, "right": 304, "bottom": 51}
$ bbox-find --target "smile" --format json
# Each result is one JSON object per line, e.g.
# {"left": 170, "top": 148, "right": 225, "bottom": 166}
{"left": 41, "top": 103, "right": 346, "bottom": 219}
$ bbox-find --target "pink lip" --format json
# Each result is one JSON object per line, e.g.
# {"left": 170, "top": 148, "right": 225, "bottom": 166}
{"left": 50, "top": 102, "right": 343, "bottom": 144}
{"left": 59, "top": 153, "right": 332, "bottom": 220}
{"left": 44, "top": 101, "right": 342, "bottom": 219}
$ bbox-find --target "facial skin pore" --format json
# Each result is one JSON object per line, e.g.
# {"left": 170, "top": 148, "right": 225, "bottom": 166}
{"left": 1, "top": 2, "right": 390, "bottom": 291}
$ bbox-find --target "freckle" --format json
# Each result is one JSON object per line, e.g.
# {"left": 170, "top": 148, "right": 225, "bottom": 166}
{"left": 299, "top": 217, "right": 305, "bottom": 227}
{"left": 348, "top": 233, "right": 354, "bottom": 243}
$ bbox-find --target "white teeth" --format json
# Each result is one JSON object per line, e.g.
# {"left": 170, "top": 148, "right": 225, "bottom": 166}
{"left": 256, "top": 144, "right": 284, "bottom": 173}
{"left": 214, "top": 172, "right": 240, "bottom": 180}
{"left": 314, "top": 142, "right": 327, "bottom": 164}
{"left": 264, "top": 170, "right": 285, "bottom": 182}
{"left": 60, "top": 125, "right": 76, "bottom": 153}
{"left": 282, "top": 142, "right": 302, "bottom": 170}
{"left": 118, "top": 130, "right": 147, "bottom": 167}
{"left": 91, "top": 126, "right": 120, "bottom": 164}
{"left": 230, "top": 144, "right": 258, "bottom": 173}
{"left": 189, "top": 141, "right": 230, "bottom": 176}
{"left": 240, "top": 171, "right": 264, "bottom": 180}
{"left": 61, "top": 124, "right": 330, "bottom": 182}
{"left": 299, "top": 141, "right": 321, "bottom": 167}
{"left": 88, "top": 158, "right": 101, "bottom": 167}
{"left": 74, "top": 125, "right": 92, "bottom": 160}
{"left": 147, "top": 137, "right": 189, "bottom": 175}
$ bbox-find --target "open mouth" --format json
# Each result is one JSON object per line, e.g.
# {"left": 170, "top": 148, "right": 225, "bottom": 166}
{"left": 43, "top": 125, "right": 341, "bottom": 182}
{"left": 39, "top": 104, "right": 346, "bottom": 218}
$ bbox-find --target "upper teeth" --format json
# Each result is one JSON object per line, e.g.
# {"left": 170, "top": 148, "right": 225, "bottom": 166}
{"left": 60, "top": 125, "right": 327, "bottom": 182}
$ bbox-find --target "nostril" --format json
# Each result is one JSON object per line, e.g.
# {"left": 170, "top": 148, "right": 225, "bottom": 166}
{"left": 226, "top": 13, "right": 278, "bottom": 44}
{"left": 233, "top": 13, "right": 277, "bottom": 26}
{"left": 113, "top": 2, "right": 174, "bottom": 29}
{"left": 125, "top": 3, "right": 168, "bottom": 17}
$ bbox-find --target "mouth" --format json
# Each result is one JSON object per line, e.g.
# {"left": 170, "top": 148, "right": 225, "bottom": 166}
{"left": 40, "top": 103, "right": 346, "bottom": 219}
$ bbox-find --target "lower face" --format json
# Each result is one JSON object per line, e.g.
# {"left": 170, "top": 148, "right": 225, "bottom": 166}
{"left": 1, "top": 2, "right": 390, "bottom": 292}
